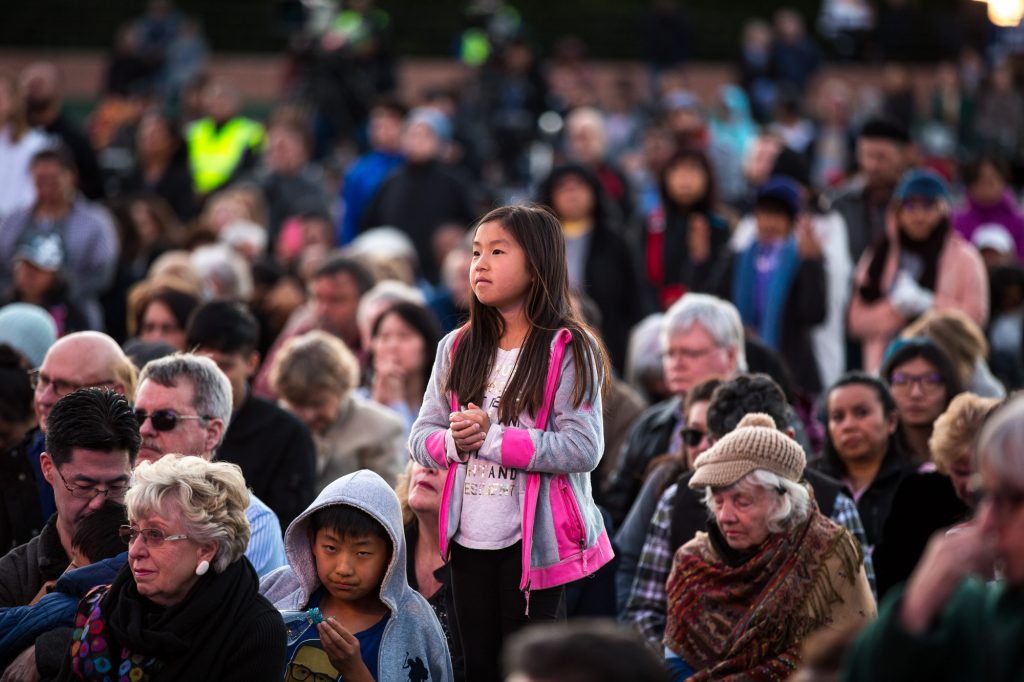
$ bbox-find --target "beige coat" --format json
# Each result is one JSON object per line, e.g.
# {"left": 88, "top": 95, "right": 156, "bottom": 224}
{"left": 312, "top": 393, "right": 406, "bottom": 493}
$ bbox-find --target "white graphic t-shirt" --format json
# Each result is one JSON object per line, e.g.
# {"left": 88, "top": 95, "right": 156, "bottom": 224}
{"left": 456, "top": 347, "right": 524, "bottom": 549}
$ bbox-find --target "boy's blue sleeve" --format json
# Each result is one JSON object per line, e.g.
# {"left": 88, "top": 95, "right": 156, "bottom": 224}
{"left": 0, "top": 591, "right": 80, "bottom": 669}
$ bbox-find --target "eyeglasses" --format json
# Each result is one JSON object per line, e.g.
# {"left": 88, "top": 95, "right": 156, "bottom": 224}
{"left": 133, "top": 408, "right": 209, "bottom": 432}
{"left": 889, "top": 372, "right": 944, "bottom": 392}
{"left": 681, "top": 428, "right": 708, "bottom": 448}
{"left": 29, "top": 370, "right": 115, "bottom": 398}
{"left": 119, "top": 525, "right": 190, "bottom": 547}
{"left": 55, "top": 467, "right": 129, "bottom": 500}
{"left": 663, "top": 346, "right": 722, "bottom": 362}
{"left": 287, "top": 663, "right": 334, "bottom": 682}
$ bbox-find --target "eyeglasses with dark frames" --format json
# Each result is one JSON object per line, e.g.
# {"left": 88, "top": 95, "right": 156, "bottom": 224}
{"left": 54, "top": 467, "right": 129, "bottom": 500}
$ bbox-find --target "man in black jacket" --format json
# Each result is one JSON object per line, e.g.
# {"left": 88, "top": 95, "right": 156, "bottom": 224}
{"left": 0, "top": 389, "right": 139, "bottom": 679}
{"left": 604, "top": 294, "right": 745, "bottom": 527}
{"left": 186, "top": 300, "right": 317, "bottom": 528}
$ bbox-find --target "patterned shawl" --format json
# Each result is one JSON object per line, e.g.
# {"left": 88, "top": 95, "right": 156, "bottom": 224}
{"left": 663, "top": 509, "right": 870, "bottom": 681}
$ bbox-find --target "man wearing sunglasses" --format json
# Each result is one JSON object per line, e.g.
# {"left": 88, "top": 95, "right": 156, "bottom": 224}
{"left": 185, "top": 300, "right": 316, "bottom": 530}
{"left": 2, "top": 332, "right": 134, "bottom": 559}
{"left": 133, "top": 354, "right": 286, "bottom": 577}
{"left": 0, "top": 389, "right": 138, "bottom": 605}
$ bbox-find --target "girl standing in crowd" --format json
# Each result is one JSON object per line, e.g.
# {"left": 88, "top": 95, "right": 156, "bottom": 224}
{"left": 848, "top": 169, "right": 989, "bottom": 373}
{"left": 410, "top": 204, "right": 613, "bottom": 681}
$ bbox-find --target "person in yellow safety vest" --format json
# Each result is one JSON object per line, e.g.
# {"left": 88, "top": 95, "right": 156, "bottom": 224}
{"left": 187, "top": 80, "right": 265, "bottom": 195}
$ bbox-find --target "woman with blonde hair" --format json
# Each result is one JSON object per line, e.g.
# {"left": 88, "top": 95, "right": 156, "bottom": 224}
{"left": 929, "top": 392, "right": 1002, "bottom": 505}
{"left": 58, "top": 455, "right": 286, "bottom": 681}
{"left": 901, "top": 309, "right": 1005, "bottom": 398}
{"left": 270, "top": 330, "right": 406, "bottom": 490}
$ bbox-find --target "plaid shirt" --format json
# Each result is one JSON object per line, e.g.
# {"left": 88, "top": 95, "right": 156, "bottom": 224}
{"left": 621, "top": 484, "right": 876, "bottom": 647}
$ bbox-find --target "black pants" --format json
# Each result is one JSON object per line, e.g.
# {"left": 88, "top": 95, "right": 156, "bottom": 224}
{"left": 450, "top": 541, "right": 565, "bottom": 681}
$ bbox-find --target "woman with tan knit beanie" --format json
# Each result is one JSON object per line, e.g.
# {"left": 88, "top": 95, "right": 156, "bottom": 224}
{"left": 662, "top": 413, "right": 876, "bottom": 681}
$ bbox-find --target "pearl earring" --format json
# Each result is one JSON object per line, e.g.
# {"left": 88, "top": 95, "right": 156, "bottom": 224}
{"left": 195, "top": 560, "right": 210, "bottom": 576}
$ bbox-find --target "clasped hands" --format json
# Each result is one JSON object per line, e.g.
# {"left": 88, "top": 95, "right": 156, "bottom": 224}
{"left": 450, "top": 403, "right": 490, "bottom": 459}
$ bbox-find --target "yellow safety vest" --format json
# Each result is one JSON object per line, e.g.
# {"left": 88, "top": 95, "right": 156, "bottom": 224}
{"left": 187, "top": 117, "right": 265, "bottom": 194}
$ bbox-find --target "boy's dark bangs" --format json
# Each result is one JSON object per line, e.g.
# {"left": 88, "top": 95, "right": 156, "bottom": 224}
{"left": 309, "top": 503, "right": 391, "bottom": 548}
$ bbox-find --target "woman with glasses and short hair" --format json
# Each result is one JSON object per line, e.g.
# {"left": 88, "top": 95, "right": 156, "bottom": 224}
{"left": 870, "top": 338, "right": 970, "bottom": 598}
{"left": 880, "top": 337, "right": 962, "bottom": 463}
{"left": 57, "top": 455, "right": 286, "bottom": 681}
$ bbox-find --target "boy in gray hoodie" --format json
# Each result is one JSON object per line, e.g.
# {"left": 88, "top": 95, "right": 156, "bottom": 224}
{"left": 261, "top": 470, "right": 453, "bottom": 682}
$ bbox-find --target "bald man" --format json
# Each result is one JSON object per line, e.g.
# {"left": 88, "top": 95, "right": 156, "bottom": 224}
{"left": 18, "top": 62, "right": 104, "bottom": 200}
{"left": 2, "top": 333, "right": 135, "bottom": 555}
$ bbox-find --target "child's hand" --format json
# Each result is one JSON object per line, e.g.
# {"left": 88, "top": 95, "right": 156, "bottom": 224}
{"left": 450, "top": 403, "right": 490, "bottom": 456}
{"left": 318, "top": 619, "right": 373, "bottom": 681}
{"left": 29, "top": 580, "right": 55, "bottom": 605}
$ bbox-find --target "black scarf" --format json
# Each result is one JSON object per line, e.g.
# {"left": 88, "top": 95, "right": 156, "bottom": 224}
{"left": 859, "top": 217, "right": 950, "bottom": 302}
{"left": 98, "top": 558, "right": 262, "bottom": 680}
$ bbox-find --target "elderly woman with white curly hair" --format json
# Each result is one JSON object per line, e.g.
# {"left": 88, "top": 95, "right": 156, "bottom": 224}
{"left": 662, "top": 413, "right": 876, "bottom": 681}
{"left": 57, "top": 456, "right": 286, "bottom": 681}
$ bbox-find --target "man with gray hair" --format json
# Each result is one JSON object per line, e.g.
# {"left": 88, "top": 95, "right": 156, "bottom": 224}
{"left": 604, "top": 294, "right": 746, "bottom": 526}
{"left": 133, "top": 354, "right": 286, "bottom": 576}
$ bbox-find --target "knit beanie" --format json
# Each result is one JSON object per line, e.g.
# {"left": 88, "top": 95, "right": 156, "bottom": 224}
{"left": 407, "top": 107, "right": 452, "bottom": 143}
{"left": 689, "top": 412, "right": 806, "bottom": 489}
{"left": 0, "top": 303, "right": 57, "bottom": 367}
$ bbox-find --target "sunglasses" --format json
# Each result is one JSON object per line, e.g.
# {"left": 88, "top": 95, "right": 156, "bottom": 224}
{"left": 681, "top": 428, "right": 708, "bottom": 448}
{"left": 133, "top": 408, "right": 209, "bottom": 432}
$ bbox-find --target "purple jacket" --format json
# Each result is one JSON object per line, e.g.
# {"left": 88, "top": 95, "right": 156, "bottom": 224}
{"left": 953, "top": 191, "right": 1024, "bottom": 259}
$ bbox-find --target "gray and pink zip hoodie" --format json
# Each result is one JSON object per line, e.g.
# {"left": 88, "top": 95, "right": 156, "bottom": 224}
{"left": 408, "top": 327, "right": 614, "bottom": 601}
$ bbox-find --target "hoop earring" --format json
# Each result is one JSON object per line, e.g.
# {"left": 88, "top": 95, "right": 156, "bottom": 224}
{"left": 195, "top": 560, "right": 210, "bottom": 576}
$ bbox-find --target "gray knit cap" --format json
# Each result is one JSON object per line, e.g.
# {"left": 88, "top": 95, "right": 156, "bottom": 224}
{"left": 689, "top": 412, "right": 806, "bottom": 489}
{"left": 0, "top": 303, "right": 57, "bottom": 367}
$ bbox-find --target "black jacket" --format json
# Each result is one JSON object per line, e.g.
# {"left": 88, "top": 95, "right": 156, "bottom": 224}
{"left": 118, "top": 157, "right": 197, "bottom": 222}
{"left": 0, "top": 430, "right": 46, "bottom": 555}
{"left": 0, "top": 514, "right": 69, "bottom": 608}
{"left": 216, "top": 394, "right": 317, "bottom": 529}
{"left": 872, "top": 471, "right": 969, "bottom": 599}
{"left": 603, "top": 397, "right": 682, "bottom": 528}
{"left": 815, "top": 443, "right": 914, "bottom": 548}
{"left": 361, "top": 160, "right": 477, "bottom": 283}
{"left": 45, "top": 114, "right": 105, "bottom": 201}
{"left": 580, "top": 225, "right": 655, "bottom": 374}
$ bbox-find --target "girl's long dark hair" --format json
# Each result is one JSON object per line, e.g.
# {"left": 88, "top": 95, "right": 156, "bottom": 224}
{"left": 445, "top": 204, "right": 610, "bottom": 424}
